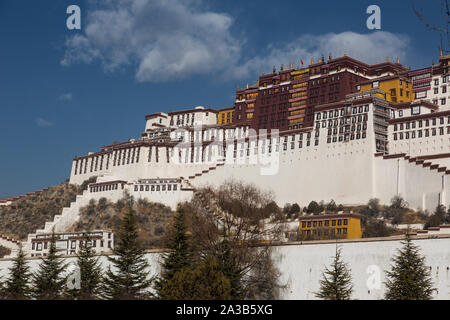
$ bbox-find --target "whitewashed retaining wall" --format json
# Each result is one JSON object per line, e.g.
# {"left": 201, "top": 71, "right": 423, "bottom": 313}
{"left": 1, "top": 236, "right": 450, "bottom": 300}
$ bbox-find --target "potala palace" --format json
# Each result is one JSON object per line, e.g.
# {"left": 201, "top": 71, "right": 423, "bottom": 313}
{"left": 2, "top": 54, "right": 450, "bottom": 260}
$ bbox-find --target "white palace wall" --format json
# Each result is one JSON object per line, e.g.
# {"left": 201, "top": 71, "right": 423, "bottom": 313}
{"left": 191, "top": 138, "right": 375, "bottom": 207}
{"left": 2, "top": 236, "right": 450, "bottom": 300}
{"left": 66, "top": 101, "right": 449, "bottom": 215}
{"left": 374, "top": 156, "right": 448, "bottom": 210}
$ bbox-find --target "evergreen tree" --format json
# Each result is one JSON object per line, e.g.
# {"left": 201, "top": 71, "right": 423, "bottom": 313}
{"left": 3, "top": 244, "right": 31, "bottom": 299}
{"left": 102, "top": 203, "right": 153, "bottom": 300}
{"left": 384, "top": 233, "right": 435, "bottom": 300}
{"left": 326, "top": 200, "right": 337, "bottom": 213}
{"left": 32, "top": 231, "right": 69, "bottom": 300}
{"left": 156, "top": 208, "right": 195, "bottom": 298}
{"left": 315, "top": 246, "right": 353, "bottom": 300}
{"left": 424, "top": 205, "right": 448, "bottom": 229}
{"left": 215, "top": 228, "right": 244, "bottom": 299}
{"left": 158, "top": 257, "right": 231, "bottom": 300}
{"left": 289, "top": 203, "right": 301, "bottom": 215}
{"left": 72, "top": 233, "right": 102, "bottom": 300}
{"left": 306, "top": 201, "right": 321, "bottom": 215}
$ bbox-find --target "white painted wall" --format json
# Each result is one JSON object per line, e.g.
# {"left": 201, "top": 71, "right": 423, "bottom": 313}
{"left": 2, "top": 236, "right": 450, "bottom": 300}
{"left": 67, "top": 101, "right": 449, "bottom": 212}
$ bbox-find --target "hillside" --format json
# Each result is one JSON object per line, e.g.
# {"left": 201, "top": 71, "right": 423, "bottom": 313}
{"left": 70, "top": 197, "right": 175, "bottom": 248}
{"left": 0, "top": 183, "right": 82, "bottom": 240}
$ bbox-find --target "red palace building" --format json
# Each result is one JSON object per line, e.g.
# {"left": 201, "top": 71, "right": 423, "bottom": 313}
{"left": 232, "top": 55, "right": 408, "bottom": 132}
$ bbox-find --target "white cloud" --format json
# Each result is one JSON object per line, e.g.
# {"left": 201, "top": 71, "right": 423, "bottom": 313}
{"left": 62, "top": 0, "right": 241, "bottom": 82}
{"left": 61, "top": 0, "right": 410, "bottom": 83}
{"left": 58, "top": 93, "right": 73, "bottom": 101}
{"left": 35, "top": 118, "right": 54, "bottom": 127}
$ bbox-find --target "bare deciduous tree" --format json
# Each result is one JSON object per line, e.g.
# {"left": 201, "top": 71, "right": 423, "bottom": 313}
{"left": 180, "top": 180, "right": 285, "bottom": 299}
{"left": 411, "top": 0, "right": 450, "bottom": 53}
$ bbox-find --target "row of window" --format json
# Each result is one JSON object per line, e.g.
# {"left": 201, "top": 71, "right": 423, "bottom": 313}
{"left": 90, "top": 183, "right": 122, "bottom": 193}
{"left": 393, "top": 116, "right": 450, "bottom": 131}
{"left": 113, "top": 147, "right": 141, "bottom": 167}
{"left": 393, "top": 127, "right": 450, "bottom": 140}
{"left": 327, "top": 123, "right": 368, "bottom": 135}
{"left": 133, "top": 184, "right": 179, "bottom": 192}
{"left": 315, "top": 105, "right": 370, "bottom": 121}
{"left": 327, "top": 132, "right": 367, "bottom": 143}
{"left": 317, "top": 114, "right": 369, "bottom": 129}
{"left": 301, "top": 219, "right": 349, "bottom": 228}
{"left": 302, "top": 228, "right": 348, "bottom": 237}
{"left": 433, "top": 76, "right": 450, "bottom": 86}
{"left": 261, "top": 94, "right": 290, "bottom": 105}
{"left": 75, "top": 147, "right": 142, "bottom": 176}
{"left": 31, "top": 239, "right": 112, "bottom": 251}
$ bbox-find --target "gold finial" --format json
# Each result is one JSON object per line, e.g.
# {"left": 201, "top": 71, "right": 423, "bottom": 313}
{"left": 311, "top": 58, "right": 314, "bottom": 64}
{"left": 344, "top": 51, "right": 347, "bottom": 57}
{"left": 290, "top": 63, "right": 293, "bottom": 69}
{"left": 386, "top": 56, "right": 390, "bottom": 62}
{"left": 246, "top": 83, "right": 249, "bottom": 89}
{"left": 397, "top": 57, "right": 400, "bottom": 64}
{"left": 440, "top": 48, "right": 443, "bottom": 57}
{"left": 262, "top": 71, "right": 265, "bottom": 75}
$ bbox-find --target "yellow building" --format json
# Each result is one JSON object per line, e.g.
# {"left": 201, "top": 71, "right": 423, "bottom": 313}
{"left": 218, "top": 107, "right": 234, "bottom": 125}
{"left": 298, "top": 213, "right": 362, "bottom": 240}
{"left": 359, "top": 76, "right": 413, "bottom": 103}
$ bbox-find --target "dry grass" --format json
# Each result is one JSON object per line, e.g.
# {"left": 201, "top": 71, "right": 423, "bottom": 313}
{"left": 70, "top": 197, "right": 175, "bottom": 249}
{"left": 0, "top": 183, "right": 80, "bottom": 240}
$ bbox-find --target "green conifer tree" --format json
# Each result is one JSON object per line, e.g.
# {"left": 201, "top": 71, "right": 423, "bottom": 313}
{"left": 384, "top": 233, "right": 435, "bottom": 300}
{"left": 72, "top": 233, "right": 102, "bottom": 300}
{"left": 158, "top": 257, "right": 231, "bottom": 300}
{"left": 3, "top": 244, "right": 31, "bottom": 300}
{"left": 156, "top": 208, "right": 195, "bottom": 298}
{"left": 32, "top": 231, "right": 69, "bottom": 300}
{"left": 215, "top": 228, "right": 244, "bottom": 299}
{"left": 102, "top": 203, "right": 152, "bottom": 300}
{"left": 315, "top": 246, "right": 353, "bottom": 300}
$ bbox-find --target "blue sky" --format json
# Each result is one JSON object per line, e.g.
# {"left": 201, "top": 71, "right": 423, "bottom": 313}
{"left": 0, "top": 0, "right": 446, "bottom": 197}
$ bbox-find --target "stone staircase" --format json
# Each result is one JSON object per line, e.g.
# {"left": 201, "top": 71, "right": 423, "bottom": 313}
{"left": 24, "top": 188, "right": 93, "bottom": 252}
{"left": 378, "top": 153, "right": 450, "bottom": 175}
{"left": 186, "top": 158, "right": 226, "bottom": 182}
